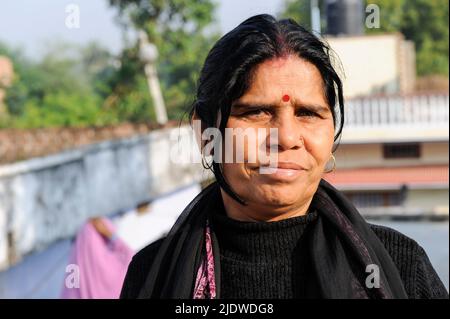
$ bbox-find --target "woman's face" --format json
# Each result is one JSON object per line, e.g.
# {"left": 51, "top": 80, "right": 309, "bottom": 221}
{"left": 221, "top": 55, "right": 335, "bottom": 219}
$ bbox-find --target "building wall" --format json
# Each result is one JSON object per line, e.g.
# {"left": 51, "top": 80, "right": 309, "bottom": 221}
{"left": 0, "top": 125, "right": 208, "bottom": 270}
{"left": 0, "top": 183, "right": 202, "bottom": 298}
{"left": 335, "top": 143, "right": 382, "bottom": 168}
{"left": 422, "top": 142, "right": 450, "bottom": 164}
{"left": 334, "top": 140, "right": 448, "bottom": 215}
{"left": 399, "top": 40, "right": 416, "bottom": 94}
{"left": 405, "top": 189, "right": 449, "bottom": 213}
{"left": 335, "top": 141, "right": 449, "bottom": 169}
{"left": 325, "top": 34, "right": 415, "bottom": 98}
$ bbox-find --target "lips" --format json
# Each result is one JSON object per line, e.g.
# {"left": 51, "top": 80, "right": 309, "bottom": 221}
{"left": 256, "top": 161, "right": 306, "bottom": 171}
{"left": 255, "top": 161, "right": 307, "bottom": 181}
{"left": 274, "top": 162, "right": 306, "bottom": 170}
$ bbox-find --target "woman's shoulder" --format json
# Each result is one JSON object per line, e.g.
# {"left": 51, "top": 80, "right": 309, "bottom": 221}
{"left": 120, "top": 226, "right": 448, "bottom": 299}
{"left": 120, "top": 238, "right": 165, "bottom": 299}
{"left": 133, "top": 237, "right": 165, "bottom": 264}
{"left": 368, "top": 223, "right": 420, "bottom": 254}
{"left": 368, "top": 223, "right": 448, "bottom": 299}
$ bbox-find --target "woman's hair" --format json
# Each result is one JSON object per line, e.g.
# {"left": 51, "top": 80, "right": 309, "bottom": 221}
{"left": 189, "top": 14, "right": 345, "bottom": 204}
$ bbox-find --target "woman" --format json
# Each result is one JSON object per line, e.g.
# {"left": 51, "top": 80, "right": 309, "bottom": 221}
{"left": 62, "top": 217, "right": 134, "bottom": 299}
{"left": 120, "top": 14, "right": 448, "bottom": 299}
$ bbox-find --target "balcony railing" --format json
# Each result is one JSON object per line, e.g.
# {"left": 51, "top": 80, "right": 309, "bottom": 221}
{"left": 345, "top": 93, "right": 449, "bottom": 129}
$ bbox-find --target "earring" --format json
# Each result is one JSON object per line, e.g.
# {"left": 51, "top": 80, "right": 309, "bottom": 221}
{"left": 201, "top": 156, "right": 213, "bottom": 170}
{"left": 324, "top": 154, "right": 336, "bottom": 173}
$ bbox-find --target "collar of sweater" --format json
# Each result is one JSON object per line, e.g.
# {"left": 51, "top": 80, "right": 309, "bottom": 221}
{"left": 210, "top": 203, "right": 318, "bottom": 264}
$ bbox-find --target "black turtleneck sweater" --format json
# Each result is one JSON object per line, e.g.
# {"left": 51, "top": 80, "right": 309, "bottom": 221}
{"left": 210, "top": 208, "right": 319, "bottom": 298}
{"left": 121, "top": 211, "right": 448, "bottom": 299}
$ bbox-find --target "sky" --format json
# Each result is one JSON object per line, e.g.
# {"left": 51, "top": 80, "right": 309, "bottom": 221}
{"left": 0, "top": 0, "right": 283, "bottom": 59}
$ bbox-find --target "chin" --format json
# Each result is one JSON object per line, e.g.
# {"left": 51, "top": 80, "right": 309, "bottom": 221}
{"left": 252, "top": 183, "right": 303, "bottom": 207}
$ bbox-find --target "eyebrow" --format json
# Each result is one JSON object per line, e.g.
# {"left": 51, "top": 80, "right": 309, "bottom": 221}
{"left": 231, "top": 102, "right": 330, "bottom": 114}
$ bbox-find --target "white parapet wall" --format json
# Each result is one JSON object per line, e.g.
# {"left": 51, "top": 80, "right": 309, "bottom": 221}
{"left": 341, "top": 93, "right": 449, "bottom": 144}
{"left": 0, "top": 125, "right": 208, "bottom": 270}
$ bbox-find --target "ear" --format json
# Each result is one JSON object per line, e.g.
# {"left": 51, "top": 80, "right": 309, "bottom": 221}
{"left": 192, "top": 110, "right": 206, "bottom": 154}
{"left": 192, "top": 110, "right": 217, "bottom": 157}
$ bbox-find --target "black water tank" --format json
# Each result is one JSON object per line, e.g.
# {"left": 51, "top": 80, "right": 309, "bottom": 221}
{"left": 326, "top": 0, "right": 364, "bottom": 36}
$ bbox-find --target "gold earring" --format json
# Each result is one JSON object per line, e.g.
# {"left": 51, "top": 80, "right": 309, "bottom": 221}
{"left": 324, "top": 154, "right": 336, "bottom": 173}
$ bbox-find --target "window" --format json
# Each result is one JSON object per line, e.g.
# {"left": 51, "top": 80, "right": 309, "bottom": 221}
{"left": 345, "top": 191, "right": 403, "bottom": 208}
{"left": 383, "top": 143, "right": 421, "bottom": 159}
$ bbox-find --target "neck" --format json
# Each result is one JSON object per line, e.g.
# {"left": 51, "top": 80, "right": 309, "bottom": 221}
{"left": 220, "top": 189, "right": 313, "bottom": 222}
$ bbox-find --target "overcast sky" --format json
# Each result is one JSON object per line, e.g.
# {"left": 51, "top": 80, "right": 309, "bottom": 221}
{"left": 0, "top": 0, "right": 284, "bottom": 59}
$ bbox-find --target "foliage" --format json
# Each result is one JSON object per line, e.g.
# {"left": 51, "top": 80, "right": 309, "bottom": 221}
{"left": 366, "top": 0, "right": 449, "bottom": 76}
{"left": 278, "top": 0, "right": 449, "bottom": 76}
{"left": 0, "top": 42, "right": 110, "bottom": 128}
{"left": 107, "top": 0, "right": 219, "bottom": 121}
{"left": 0, "top": 0, "right": 219, "bottom": 128}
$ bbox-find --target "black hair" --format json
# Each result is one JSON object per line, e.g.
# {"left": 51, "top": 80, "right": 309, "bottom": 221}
{"left": 189, "top": 14, "right": 345, "bottom": 205}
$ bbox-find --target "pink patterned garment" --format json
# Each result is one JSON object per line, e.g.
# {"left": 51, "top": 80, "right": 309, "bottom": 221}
{"left": 193, "top": 220, "right": 216, "bottom": 299}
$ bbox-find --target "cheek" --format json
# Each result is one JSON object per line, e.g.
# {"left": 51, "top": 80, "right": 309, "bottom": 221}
{"left": 222, "top": 119, "right": 260, "bottom": 184}
{"left": 222, "top": 162, "right": 252, "bottom": 193}
{"left": 225, "top": 120, "right": 263, "bottom": 163}
{"left": 303, "top": 124, "right": 334, "bottom": 168}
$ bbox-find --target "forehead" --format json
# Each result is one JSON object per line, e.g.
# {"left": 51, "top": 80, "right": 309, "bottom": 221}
{"left": 238, "top": 55, "right": 327, "bottom": 105}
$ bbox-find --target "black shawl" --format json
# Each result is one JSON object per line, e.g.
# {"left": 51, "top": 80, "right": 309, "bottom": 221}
{"left": 137, "top": 179, "right": 408, "bottom": 299}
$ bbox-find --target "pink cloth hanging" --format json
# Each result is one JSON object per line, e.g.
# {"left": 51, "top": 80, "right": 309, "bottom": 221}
{"left": 60, "top": 217, "right": 134, "bottom": 299}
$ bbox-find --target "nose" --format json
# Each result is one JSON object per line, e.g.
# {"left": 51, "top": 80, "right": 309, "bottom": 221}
{"left": 269, "top": 111, "right": 304, "bottom": 152}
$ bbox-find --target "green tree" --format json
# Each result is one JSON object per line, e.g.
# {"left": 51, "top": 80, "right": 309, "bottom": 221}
{"left": 280, "top": 0, "right": 449, "bottom": 76}
{"left": 13, "top": 92, "right": 103, "bottom": 128}
{"left": 108, "top": 0, "right": 219, "bottom": 121}
{"left": 279, "top": 0, "right": 326, "bottom": 31}
{"left": 1, "top": 2, "right": 219, "bottom": 128}
{"left": 0, "top": 41, "right": 114, "bottom": 128}
{"left": 366, "top": 0, "right": 449, "bottom": 76}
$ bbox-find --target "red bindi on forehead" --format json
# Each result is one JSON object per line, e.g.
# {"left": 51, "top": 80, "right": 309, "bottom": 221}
{"left": 282, "top": 94, "right": 290, "bottom": 102}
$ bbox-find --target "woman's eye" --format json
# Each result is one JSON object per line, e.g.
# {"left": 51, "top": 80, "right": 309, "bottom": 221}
{"left": 242, "top": 108, "right": 270, "bottom": 117}
{"left": 296, "top": 109, "right": 318, "bottom": 118}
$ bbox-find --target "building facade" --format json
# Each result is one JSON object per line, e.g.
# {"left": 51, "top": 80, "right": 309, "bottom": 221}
{"left": 324, "top": 93, "right": 449, "bottom": 218}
